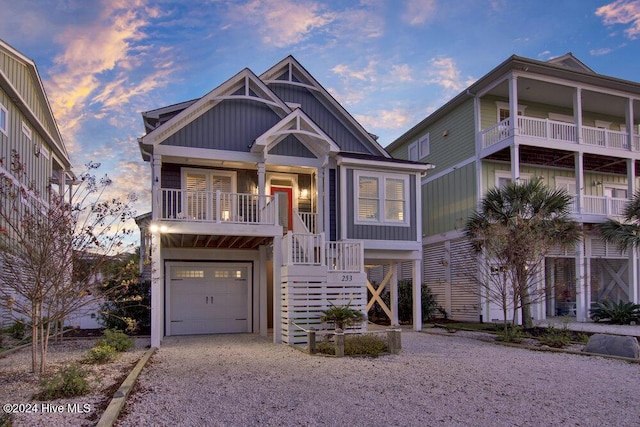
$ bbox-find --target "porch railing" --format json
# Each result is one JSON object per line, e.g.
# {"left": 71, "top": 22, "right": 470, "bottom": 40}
{"left": 281, "top": 232, "right": 363, "bottom": 272}
{"left": 481, "top": 116, "right": 637, "bottom": 153}
{"left": 295, "top": 210, "right": 318, "bottom": 234}
{"left": 159, "top": 189, "right": 277, "bottom": 224}
{"left": 580, "top": 195, "right": 627, "bottom": 217}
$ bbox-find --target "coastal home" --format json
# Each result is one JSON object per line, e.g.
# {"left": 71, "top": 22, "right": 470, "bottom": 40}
{"left": 0, "top": 39, "right": 75, "bottom": 327}
{"left": 138, "top": 56, "right": 430, "bottom": 347}
{"left": 387, "top": 53, "right": 640, "bottom": 324}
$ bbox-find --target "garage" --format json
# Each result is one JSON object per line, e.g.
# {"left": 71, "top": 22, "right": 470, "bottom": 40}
{"left": 167, "top": 262, "right": 251, "bottom": 335}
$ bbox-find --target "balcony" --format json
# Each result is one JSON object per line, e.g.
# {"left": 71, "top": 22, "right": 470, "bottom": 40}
{"left": 281, "top": 232, "right": 364, "bottom": 273}
{"left": 481, "top": 117, "right": 640, "bottom": 153}
{"left": 566, "top": 195, "right": 628, "bottom": 220}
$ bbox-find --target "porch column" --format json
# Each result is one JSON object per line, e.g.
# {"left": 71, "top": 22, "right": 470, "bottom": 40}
{"left": 150, "top": 229, "right": 163, "bottom": 347}
{"left": 508, "top": 75, "right": 518, "bottom": 135}
{"left": 627, "top": 98, "right": 634, "bottom": 152}
{"left": 390, "top": 263, "right": 399, "bottom": 326}
{"left": 575, "top": 233, "right": 588, "bottom": 322}
{"left": 573, "top": 87, "right": 583, "bottom": 144}
{"left": 273, "top": 235, "right": 283, "bottom": 343}
{"left": 317, "top": 164, "right": 325, "bottom": 234}
{"left": 574, "top": 152, "right": 584, "bottom": 214}
{"left": 259, "top": 245, "right": 268, "bottom": 337}
{"left": 257, "top": 162, "right": 265, "bottom": 210}
{"left": 412, "top": 258, "right": 423, "bottom": 331}
{"left": 152, "top": 154, "right": 162, "bottom": 221}
{"left": 510, "top": 144, "right": 520, "bottom": 182}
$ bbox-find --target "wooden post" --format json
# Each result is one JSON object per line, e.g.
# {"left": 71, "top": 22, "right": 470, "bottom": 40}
{"left": 388, "top": 328, "right": 402, "bottom": 354}
{"left": 335, "top": 328, "right": 344, "bottom": 357}
{"left": 308, "top": 328, "right": 316, "bottom": 354}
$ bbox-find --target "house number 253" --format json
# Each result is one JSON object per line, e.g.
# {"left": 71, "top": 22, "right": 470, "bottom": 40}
{"left": 341, "top": 275, "right": 353, "bottom": 282}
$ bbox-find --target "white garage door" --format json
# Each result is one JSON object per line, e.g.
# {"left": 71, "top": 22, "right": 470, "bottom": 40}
{"left": 169, "top": 263, "right": 250, "bottom": 335}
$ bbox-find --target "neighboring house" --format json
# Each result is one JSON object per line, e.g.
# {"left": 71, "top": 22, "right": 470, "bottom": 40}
{"left": 138, "top": 56, "right": 430, "bottom": 347}
{"left": 0, "top": 39, "right": 74, "bottom": 327}
{"left": 388, "top": 53, "right": 640, "bottom": 324}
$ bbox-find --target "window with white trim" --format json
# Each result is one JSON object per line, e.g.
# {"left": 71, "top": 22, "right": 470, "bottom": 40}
{"left": 21, "top": 121, "right": 32, "bottom": 140}
{"left": 182, "top": 169, "right": 236, "bottom": 221}
{"left": 494, "top": 170, "right": 532, "bottom": 188}
{"left": 408, "top": 141, "right": 418, "bottom": 161}
{"left": 355, "top": 170, "right": 409, "bottom": 225}
{"left": 419, "top": 133, "right": 430, "bottom": 158}
{"left": 496, "top": 101, "right": 526, "bottom": 121}
{"left": 0, "top": 103, "right": 7, "bottom": 135}
{"left": 604, "top": 184, "right": 627, "bottom": 199}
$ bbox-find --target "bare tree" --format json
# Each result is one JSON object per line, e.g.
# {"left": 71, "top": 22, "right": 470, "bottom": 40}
{"left": 0, "top": 151, "right": 136, "bottom": 374}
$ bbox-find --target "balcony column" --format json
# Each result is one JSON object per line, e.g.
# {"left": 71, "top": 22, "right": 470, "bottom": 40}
{"left": 573, "top": 87, "right": 583, "bottom": 143}
{"left": 257, "top": 162, "right": 265, "bottom": 210}
{"left": 628, "top": 158, "right": 639, "bottom": 304}
{"left": 510, "top": 144, "right": 520, "bottom": 182}
{"left": 574, "top": 152, "right": 584, "bottom": 214}
{"left": 150, "top": 229, "right": 163, "bottom": 347}
{"left": 152, "top": 154, "right": 162, "bottom": 221}
{"left": 575, "top": 233, "right": 588, "bottom": 322}
{"left": 508, "top": 75, "right": 518, "bottom": 135}
{"left": 412, "top": 258, "right": 423, "bottom": 331}
{"left": 390, "top": 263, "right": 399, "bottom": 326}
{"left": 317, "top": 160, "right": 325, "bottom": 234}
{"left": 273, "top": 234, "right": 282, "bottom": 344}
{"left": 626, "top": 98, "right": 634, "bottom": 152}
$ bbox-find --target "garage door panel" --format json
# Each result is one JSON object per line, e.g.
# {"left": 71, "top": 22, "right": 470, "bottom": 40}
{"left": 169, "top": 264, "right": 250, "bottom": 335}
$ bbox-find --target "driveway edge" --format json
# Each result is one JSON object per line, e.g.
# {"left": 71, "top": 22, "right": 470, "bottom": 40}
{"left": 96, "top": 347, "right": 156, "bottom": 427}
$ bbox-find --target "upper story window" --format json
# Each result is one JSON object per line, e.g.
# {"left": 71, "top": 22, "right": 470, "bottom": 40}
{"left": 355, "top": 170, "right": 409, "bottom": 226}
{"left": 21, "top": 121, "right": 32, "bottom": 140}
{"left": 0, "top": 103, "right": 7, "bottom": 135}
{"left": 408, "top": 133, "right": 430, "bottom": 161}
{"left": 181, "top": 168, "right": 236, "bottom": 221}
{"left": 494, "top": 170, "right": 531, "bottom": 188}
{"left": 496, "top": 101, "right": 526, "bottom": 122}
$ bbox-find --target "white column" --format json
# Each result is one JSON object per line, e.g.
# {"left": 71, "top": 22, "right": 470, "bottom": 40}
{"left": 257, "top": 162, "right": 265, "bottom": 210}
{"left": 317, "top": 164, "right": 325, "bottom": 234}
{"left": 575, "top": 233, "right": 587, "bottom": 322}
{"left": 508, "top": 75, "right": 518, "bottom": 135}
{"left": 510, "top": 144, "right": 520, "bottom": 182}
{"left": 574, "top": 87, "right": 583, "bottom": 143}
{"left": 152, "top": 154, "right": 162, "bottom": 221}
{"left": 323, "top": 162, "right": 330, "bottom": 237}
{"left": 259, "top": 245, "right": 268, "bottom": 337}
{"left": 628, "top": 158, "right": 639, "bottom": 304}
{"left": 390, "top": 263, "right": 399, "bottom": 326}
{"left": 272, "top": 235, "right": 282, "bottom": 343}
{"left": 412, "top": 258, "right": 422, "bottom": 331}
{"left": 627, "top": 98, "right": 634, "bottom": 152}
{"left": 575, "top": 152, "right": 584, "bottom": 214}
{"left": 150, "top": 230, "right": 163, "bottom": 348}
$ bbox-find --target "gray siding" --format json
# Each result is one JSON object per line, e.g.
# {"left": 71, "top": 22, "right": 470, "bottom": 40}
{"left": 268, "top": 135, "right": 315, "bottom": 158}
{"left": 161, "top": 99, "right": 280, "bottom": 151}
{"left": 329, "top": 168, "right": 336, "bottom": 241}
{"left": 268, "top": 83, "right": 379, "bottom": 155}
{"left": 345, "top": 168, "right": 417, "bottom": 241}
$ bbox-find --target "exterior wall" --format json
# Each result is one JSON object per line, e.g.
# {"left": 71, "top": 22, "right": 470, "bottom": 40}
{"left": 268, "top": 135, "right": 315, "bottom": 157}
{"left": 423, "top": 162, "right": 477, "bottom": 236}
{"left": 345, "top": 168, "right": 418, "bottom": 241}
{"left": 161, "top": 99, "right": 280, "bottom": 150}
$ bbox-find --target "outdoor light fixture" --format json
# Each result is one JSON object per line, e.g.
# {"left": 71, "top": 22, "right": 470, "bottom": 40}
{"left": 149, "top": 224, "right": 167, "bottom": 233}
{"left": 300, "top": 188, "right": 309, "bottom": 199}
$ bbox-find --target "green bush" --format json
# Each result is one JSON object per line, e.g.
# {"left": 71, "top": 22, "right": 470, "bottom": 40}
{"left": 84, "top": 344, "right": 118, "bottom": 364}
{"left": 537, "top": 327, "right": 571, "bottom": 348}
{"left": 495, "top": 324, "right": 524, "bottom": 343}
{"left": 320, "top": 302, "right": 365, "bottom": 330}
{"left": 97, "top": 329, "right": 133, "bottom": 352}
{"left": 590, "top": 301, "right": 640, "bottom": 324}
{"left": 315, "top": 334, "right": 389, "bottom": 356}
{"left": 8, "top": 319, "right": 26, "bottom": 340}
{"left": 37, "top": 364, "right": 90, "bottom": 400}
{"left": 368, "top": 281, "right": 443, "bottom": 324}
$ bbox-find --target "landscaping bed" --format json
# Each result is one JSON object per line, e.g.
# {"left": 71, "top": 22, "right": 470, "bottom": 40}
{"left": 0, "top": 332, "right": 149, "bottom": 426}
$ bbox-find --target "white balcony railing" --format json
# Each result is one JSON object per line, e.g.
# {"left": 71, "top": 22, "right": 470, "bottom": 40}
{"left": 281, "top": 232, "right": 363, "bottom": 272}
{"left": 481, "top": 116, "right": 638, "bottom": 153}
{"left": 159, "top": 189, "right": 277, "bottom": 225}
{"left": 580, "top": 196, "right": 628, "bottom": 217}
{"left": 295, "top": 210, "right": 318, "bottom": 233}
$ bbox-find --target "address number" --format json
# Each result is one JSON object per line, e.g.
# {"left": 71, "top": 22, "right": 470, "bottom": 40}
{"left": 341, "top": 275, "right": 353, "bottom": 282}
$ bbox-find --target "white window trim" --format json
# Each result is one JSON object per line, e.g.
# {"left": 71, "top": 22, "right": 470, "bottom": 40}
{"left": 419, "top": 133, "right": 430, "bottom": 158}
{"left": 494, "top": 170, "right": 532, "bottom": 188}
{"left": 0, "top": 103, "right": 7, "bottom": 136}
{"left": 354, "top": 170, "right": 410, "bottom": 227}
{"left": 603, "top": 183, "right": 628, "bottom": 199}
{"left": 408, "top": 141, "right": 418, "bottom": 161}
{"left": 554, "top": 176, "right": 577, "bottom": 192}
{"left": 496, "top": 101, "right": 527, "bottom": 120}
{"left": 21, "top": 120, "right": 32, "bottom": 140}
{"left": 181, "top": 168, "right": 237, "bottom": 193}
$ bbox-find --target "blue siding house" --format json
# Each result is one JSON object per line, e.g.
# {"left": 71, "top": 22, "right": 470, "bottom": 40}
{"left": 138, "top": 56, "right": 430, "bottom": 346}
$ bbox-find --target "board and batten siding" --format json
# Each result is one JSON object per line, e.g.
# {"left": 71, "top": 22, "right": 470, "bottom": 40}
{"left": 268, "top": 134, "right": 316, "bottom": 158}
{"left": 423, "top": 161, "right": 476, "bottom": 237}
{"left": 268, "top": 83, "right": 380, "bottom": 155}
{"left": 345, "top": 168, "right": 417, "bottom": 241}
{"left": 160, "top": 99, "right": 280, "bottom": 151}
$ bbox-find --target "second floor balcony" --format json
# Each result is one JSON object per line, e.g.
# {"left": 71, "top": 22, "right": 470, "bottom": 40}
{"left": 570, "top": 195, "right": 628, "bottom": 219}
{"left": 481, "top": 116, "right": 640, "bottom": 153}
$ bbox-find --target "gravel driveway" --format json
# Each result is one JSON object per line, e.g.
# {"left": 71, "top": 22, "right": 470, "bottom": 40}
{"left": 119, "top": 331, "right": 640, "bottom": 427}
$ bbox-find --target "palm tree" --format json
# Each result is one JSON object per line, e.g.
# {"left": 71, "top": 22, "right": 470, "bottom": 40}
{"left": 466, "top": 178, "right": 581, "bottom": 329}
{"left": 599, "top": 190, "right": 640, "bottom": 251}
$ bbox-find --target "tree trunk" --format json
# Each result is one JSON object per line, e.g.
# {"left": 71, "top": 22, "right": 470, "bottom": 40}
{"left": 517, "top": 267, "right": 533, "bottom": 329}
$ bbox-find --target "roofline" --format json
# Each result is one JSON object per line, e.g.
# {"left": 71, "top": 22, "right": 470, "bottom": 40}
{"left": 387, "top": 53, "right": 640, "bottom": 151}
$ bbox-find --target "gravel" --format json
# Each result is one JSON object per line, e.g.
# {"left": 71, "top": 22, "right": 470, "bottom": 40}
{"left": 119, "top": 330, "right": 640, "bottom": 427}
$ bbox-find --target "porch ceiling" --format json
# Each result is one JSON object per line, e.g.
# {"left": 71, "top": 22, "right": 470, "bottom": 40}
{"left": 161, "top": 233, "right": 272, "bottom": 249}
{"left": 486, "top": 146, "right": 637, "bottom": 175}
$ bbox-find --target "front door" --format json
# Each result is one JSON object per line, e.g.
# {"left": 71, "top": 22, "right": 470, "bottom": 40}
{"left": 271, "top": 186, "right": 293, "bottom": 231}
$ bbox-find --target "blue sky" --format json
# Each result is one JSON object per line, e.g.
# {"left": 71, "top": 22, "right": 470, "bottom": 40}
{"left": 1, "top": 0, "right": 640, "bottom": 226}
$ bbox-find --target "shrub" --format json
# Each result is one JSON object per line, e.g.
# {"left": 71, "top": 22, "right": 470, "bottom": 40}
{"left": 98, "top": 329, "right": 133, "bottom": 352}
{"left": 537, "top": 327, "right": 571, "bottom": 348}
{"left": 315, "top": 334, "right": 389, "bottom": 356}
{"left": 320, "top": 302, "right": 365, "bottom": 330}
{"left": 8, "top": 319, "right": 25, "bottom": 340}
{"left": 368, "top": 281, "right": 443, "bottom": 324}
{"left": 494, "top": 324, "right": 524, "bottom": 343}
{"left": 590, "top": 301, "right": 640, "bottom": 324}
{"left": 84, "top": 344, "right": 118, "bottom": 364}
{"left": 37, "top": 364, "right": 90, "bottom": 400}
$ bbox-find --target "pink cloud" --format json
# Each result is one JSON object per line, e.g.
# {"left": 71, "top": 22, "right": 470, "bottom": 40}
{"left": 596, "top": 0, "right": 640, "bottom": 39}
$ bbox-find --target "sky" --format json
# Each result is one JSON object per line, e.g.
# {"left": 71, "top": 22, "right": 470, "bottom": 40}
{"left": 1, "top": 0, "right": 640, "bottom": 241}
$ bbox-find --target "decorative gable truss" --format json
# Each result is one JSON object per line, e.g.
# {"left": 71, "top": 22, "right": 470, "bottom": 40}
{"left": 142, "top": 68, "right": 291, "bottom": 147}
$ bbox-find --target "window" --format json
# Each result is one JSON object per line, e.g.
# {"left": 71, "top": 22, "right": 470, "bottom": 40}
{"left": 21, "top": 121, "right": 32, "bottom": 140}
{"left": 408, "top": 133, "right": 430, "bottom": 161}
{"left": 408, "top": 142, "right": 418, "bottom": 161}
{"left": 0, "top": 104, "right": 7, "bottom": 135}
{"left": 355, "top": 171, "right": 409, "bottom": 225}
{"left": 182, "top": 169, "right": 236, "bottom": 221}
{"left": 496, "top": 102, "right": 526, "bottom": 122}
{"left": 494, "top": 171, "right": 532, "bottom": 188}
{"left": 604, "top": 185, "right": 627, "bottom": 199}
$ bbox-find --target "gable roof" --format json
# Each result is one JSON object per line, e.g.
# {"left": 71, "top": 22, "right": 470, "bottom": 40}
{"left": 546, "top": 53, "right": 595, "bottom": 73}
{"left": 261, "top": 56, "right": 390, "bottom": 158}
{"left": 0, "top": 39, "right": 71, "bottom": 168}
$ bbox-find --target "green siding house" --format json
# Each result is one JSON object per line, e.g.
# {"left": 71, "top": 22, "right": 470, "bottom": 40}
{"left": 388, "top": 53, "right": 640, "bottom": 324}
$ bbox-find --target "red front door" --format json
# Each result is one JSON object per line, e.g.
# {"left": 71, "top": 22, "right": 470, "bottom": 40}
{"left": 270, "top": 186, "right": 293, "bottom": 231}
